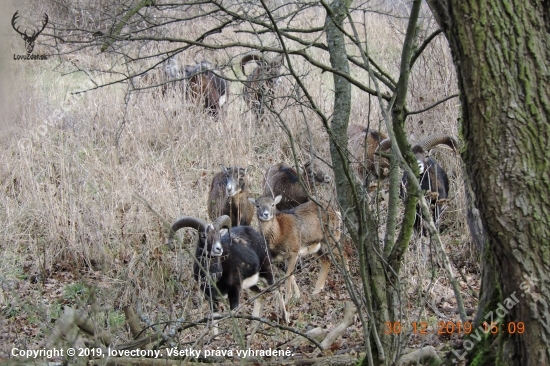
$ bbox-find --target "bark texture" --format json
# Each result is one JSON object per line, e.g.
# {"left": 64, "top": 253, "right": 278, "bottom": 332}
{"left": 325, "top": 0, "right": 356, "bottom": 226}
{"left": 427, "top": 0, "right": 550, "bottom": 364}
{"left": 325, "top": 1, "right": 392, "bottom": 364}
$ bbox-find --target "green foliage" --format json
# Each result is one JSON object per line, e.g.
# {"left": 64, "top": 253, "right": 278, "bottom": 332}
{"left": 49, "top": 301, "right": 63, "bottom": 320}
{"left": 2, "top": 304, "right": 21, "bottom": 318}
{"left": 108, "top": 310, "right": 126, "bottom": 328}
{"left": 63, "top": 282, "right": 90, "bottom": 303}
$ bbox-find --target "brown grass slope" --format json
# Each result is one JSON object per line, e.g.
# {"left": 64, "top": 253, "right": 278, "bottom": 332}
{"left": 0, "top": 4, "right": 478, "bottom": 361}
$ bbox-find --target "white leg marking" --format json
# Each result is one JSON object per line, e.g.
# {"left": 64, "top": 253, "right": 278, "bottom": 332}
{"left": 242, "top": 272, "right": 259, "bottom": 289}
{"left": 300, "top": 242, "right": 321, "bottom": 256}
{"left": 211, "top": 311, "right": 221, "bottom": 336}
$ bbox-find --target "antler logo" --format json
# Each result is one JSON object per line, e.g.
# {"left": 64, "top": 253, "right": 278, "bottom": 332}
{"left": 12, "top": 11, "right": 48, "bottom": 54}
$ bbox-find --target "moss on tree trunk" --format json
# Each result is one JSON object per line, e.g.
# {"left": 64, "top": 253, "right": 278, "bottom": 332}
{"left": 427, "top": 0, "right": 550, "bottom": 364}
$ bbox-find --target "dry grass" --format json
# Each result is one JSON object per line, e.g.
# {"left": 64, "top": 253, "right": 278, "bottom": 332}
{"left": 0, "top": 1, "right": 479, "bottom": 361}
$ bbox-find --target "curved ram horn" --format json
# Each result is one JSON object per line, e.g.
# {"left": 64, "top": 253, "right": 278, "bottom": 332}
{"left": 377, "top": 138, "right": 393, "bottom": 152}
{"left": 170, "top": 216, "right": 209, "bottom": 233}
{"left": 167, "top": 216, "right": 209, "bottom": 249}
{"left": 213, "top": 215, "right": 232, "bottom": 231}
{"left": 240, "top": 51, "right": 264, "bottom": 76}
{"left": 416, "top": 134, "right": 458, "bottom": 153}
{"left": 214, "top": 215, "right": 232, "bottom": 243}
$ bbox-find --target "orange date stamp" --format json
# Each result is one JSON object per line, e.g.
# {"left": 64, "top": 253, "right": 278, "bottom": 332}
{"left": 384, "top": 321, "right": 525, "bottom": 335}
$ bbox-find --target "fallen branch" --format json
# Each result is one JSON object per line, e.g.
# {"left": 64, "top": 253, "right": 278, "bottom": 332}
{"left": 397, "top": 346, "right": 442, "bottom": 365}
{"left": 44, "top": 306, "right": 86, "bottom": 350}
{"left": 288, "top": 327, "right": 328, "bottom": 347}
{"left": 285, "top": 301, "right": 357, "bottom": 350}
{"left": 320, "top": 301, "right": 356, "bottom": 350}
{"left": 113, "top": 335, "right": 164, "bottom": 351}
{"left": 73, "top": 308, "right": 112, "bottom": 346}
{"left": 47, "top": 306, "right": 112, "bottom": 347}
{"left": 123, "top": 305, "right": 141, "bottom": 339}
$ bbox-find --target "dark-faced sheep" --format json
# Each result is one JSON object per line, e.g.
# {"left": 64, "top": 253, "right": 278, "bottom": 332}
{"left": 248, "top": 195, "right": 347, "bottom": 303}
{"left": 378, "top": 135, "right": 458, "bottom": 234}
{"left": 241, "top": 52, "right": 284, "bottom": 119}
{"left": 208, "top": 165, "right": 255, "bottom": 227}
{"left": 167, "top": 215, "right": 288, "bottom": 324}
{"left": 263, "top": 160, "right": 332, "bottom": 210}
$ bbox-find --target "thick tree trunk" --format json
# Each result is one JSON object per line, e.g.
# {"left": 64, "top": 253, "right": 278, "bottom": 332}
{"left": 427, "top": 1, "right": 550, "bottom": 364}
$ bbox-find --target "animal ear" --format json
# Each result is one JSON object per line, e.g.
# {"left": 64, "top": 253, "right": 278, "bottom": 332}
{"left": 245, "top": 165, "right": 255, "bottom": 174}
{"left": 274, "top": 195, "right": 282, "bottom": 205}
{"left": 219, "top": 164, "right": 228, "bottom": 173}
{"left": 248, "top": 197, "right": 256, "bottom": 205}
